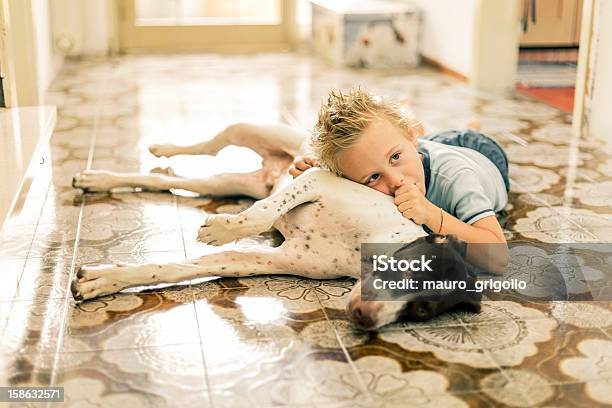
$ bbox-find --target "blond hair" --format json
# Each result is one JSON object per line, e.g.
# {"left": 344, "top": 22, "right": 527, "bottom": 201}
{"left": 311, "top": 88, "right": 423, "bottom": 176}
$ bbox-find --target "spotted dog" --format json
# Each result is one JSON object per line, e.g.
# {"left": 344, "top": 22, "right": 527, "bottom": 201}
{"left": 72, "top": 123, "right": 480, "bottom": 330}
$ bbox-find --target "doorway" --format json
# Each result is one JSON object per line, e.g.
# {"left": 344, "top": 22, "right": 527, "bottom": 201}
{"left": 516, "top": 0, "right": 583, "bottom": 112}
{"left": 117, "top": 0, "right": 295, "bottom": 51}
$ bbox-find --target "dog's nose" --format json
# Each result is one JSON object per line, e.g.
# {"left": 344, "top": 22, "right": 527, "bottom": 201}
{"left": 347, "top": 301, "right": 379, "bottom": 330}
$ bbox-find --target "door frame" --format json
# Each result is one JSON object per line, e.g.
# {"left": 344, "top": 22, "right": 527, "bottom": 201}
{"left": 0, "top": 0, "right": 37, "bottom": 107}
{"left": 572, "top": 0, "right": 596, "bottom": 138}
{"left": 0, "top": 0, "right": 14, "bottom": 106}
{"left": 471, "top": 0, "right": 596, "bottom": 140}
{"left": 470, "top": 0, "right": 520, "bottom": 93}
{"left": 117, "top": 0, "right": 296, "bottom": 52}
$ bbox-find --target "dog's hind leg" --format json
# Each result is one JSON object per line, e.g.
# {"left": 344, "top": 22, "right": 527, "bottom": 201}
{"left": 71, "top": 245, "right": 304, "bottom": 301}
{"left": 149, "top": 122, "right": 309, "bottom": 159}
{"left": 72, "top": 169, "right": 272, "bottom": 198}
{"left": 75, "top": 123, "right": 308, "bottom": 196}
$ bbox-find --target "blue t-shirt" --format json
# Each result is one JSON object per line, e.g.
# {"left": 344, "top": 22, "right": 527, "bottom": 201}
{"left": 418, "top": 139, "right": 508, "bottom": 225}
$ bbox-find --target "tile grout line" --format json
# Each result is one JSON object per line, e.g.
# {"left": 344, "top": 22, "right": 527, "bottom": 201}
{"left": 191, "top": 282, "right": 215, "bottom": 408}
{"left": 567, "top": 301, "right": 612, "bottom": 336}
{"left": 0, "top": 182, "right": 53, "bottom": 338}
{"left": 509, "top": 176, "right": 599, "bottom": 240}
{"left": 599, "top": 325, "right": 612, "bottom": 340}
{"left": 1, "top": 144, "right": 56, "bottom": 322}
{"left": 313, "top": 289, "right": 373, "bottom": 402}
{"left": 535, "top": 201, "right": 598, "bottom": 240}
{"left": 459, "top": 319, "right": 533, "bottom": 405}
{"left": 12, "top": 340, "right": 205, "bottom": 357}
{"left": 506, "top": 129, "right": 603, "bottom": 240}
{"left": 460, "top": 310, "right": 612, "bottom": 400}
{"left": 500, "top": 130, "right": 528, "bottom": 147}
{"left": 175, "top": 199, "right": 188, "bottom": 261}
{"left": 176, "top": 78, "right": 213, "bottom": 406}
{"left": 48, "top": 92, "right": 101, "bottom": 393}
{"left": 176, "top": 193, "right": 215, "bottom": 406}
{"left": 560, "top": 136, "right": 608, "bottom": 240}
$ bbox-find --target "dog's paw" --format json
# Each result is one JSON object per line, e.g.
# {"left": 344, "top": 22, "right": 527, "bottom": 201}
{"left": 72, "top": 170, "right": 121, "bottom": 192}
{"left": 149, "top": 166, "right": 176, "bottom": 176}
{"left": 71, "top": 264, "right": 127, "bottom": 301}
{"left": 197, "top": 214, "right": 244, "bottom": 245}
{"left": 149, "top": 143, "right": 180, "bottom": 158}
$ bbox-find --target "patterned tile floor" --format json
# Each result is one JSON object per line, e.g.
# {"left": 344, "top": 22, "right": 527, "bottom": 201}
{"left": 1, "top": 53, "right": 612, "bottom": 407}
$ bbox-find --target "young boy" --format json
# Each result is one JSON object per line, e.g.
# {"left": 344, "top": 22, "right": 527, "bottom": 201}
{"left": 289, "top": 88, "right": 509, "bottom": 246}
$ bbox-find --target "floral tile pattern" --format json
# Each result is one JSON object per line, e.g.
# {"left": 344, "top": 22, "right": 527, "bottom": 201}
{"left": 1, "top": 52, "right": 611, "bottom": 406}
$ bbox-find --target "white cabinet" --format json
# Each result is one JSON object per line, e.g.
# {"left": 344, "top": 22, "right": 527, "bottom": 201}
{"left": 311, "top": 0, "right": 421, "bottom": 68}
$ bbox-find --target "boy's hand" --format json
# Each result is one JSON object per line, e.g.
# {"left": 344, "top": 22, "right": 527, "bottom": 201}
{"left": 394, "top": 181, "right": 436, "bottom": 225}
{"left": 289, "top": 155, "right": 320, "bottom": 178}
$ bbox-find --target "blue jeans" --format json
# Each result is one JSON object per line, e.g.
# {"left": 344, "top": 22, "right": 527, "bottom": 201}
{"left": 423, "top": 130, "right": 510, "bottom": 192}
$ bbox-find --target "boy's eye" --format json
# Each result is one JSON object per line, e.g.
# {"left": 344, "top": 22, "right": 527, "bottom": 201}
{"left": 391, "top": 152, "right": 401, "bottom": 161}
{"left": 367, "top": 173, "right": 380, "bottom": 184}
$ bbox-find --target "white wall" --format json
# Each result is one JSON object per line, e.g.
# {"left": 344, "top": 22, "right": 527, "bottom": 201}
{"left": 50, "top": 0, "right": 116, "bottom": 57}
{"left": 33, "top": 0, "right": 62, "bottom": 96}
{"left": 589, "top": 0, "right": 612, "bottom": 142}
{"left": 470, "top": 0, "right": 519, "bottom": 93}
{"left": 5, "top": 0, "right": 117, "bottom": 106}
{"left": 4, "top": 0, "right": 63, "bottom": 106}
{"left": 411, "top": 0, "right": 477, "bottom": 77}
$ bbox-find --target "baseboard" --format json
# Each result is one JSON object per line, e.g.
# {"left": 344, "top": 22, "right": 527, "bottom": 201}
{"left": 421, "top": 56, "right": 468, "bottom": 83}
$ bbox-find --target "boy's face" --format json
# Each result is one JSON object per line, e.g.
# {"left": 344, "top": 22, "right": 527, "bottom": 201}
{"left": 337, "top": 117, "right": 425, "bottom": 196}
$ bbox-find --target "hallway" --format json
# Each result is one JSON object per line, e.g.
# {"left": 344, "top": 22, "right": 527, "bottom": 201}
{"left": 1, "top": 53, "right": 612, "bottom": 407}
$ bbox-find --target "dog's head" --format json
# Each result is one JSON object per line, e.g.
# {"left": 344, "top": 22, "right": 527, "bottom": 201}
{"left": 346, "top": 234, "right": 482, "bottom": 330}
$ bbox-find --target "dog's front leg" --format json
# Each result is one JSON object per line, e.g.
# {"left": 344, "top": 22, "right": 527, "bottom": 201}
{"left": 71, "top": 246, "right": 289, "bottom": 301}
{"left": 198, "top": 168, "right": 328, "bottom": 245}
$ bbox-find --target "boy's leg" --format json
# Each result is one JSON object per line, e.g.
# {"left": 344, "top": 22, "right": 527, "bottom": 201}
{"left": 424, "top": 129, "right": 510, "bottom": 192}
{"left": 149, "top": 123, "right": 308, "bottom": 158}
